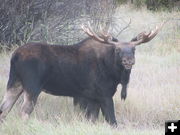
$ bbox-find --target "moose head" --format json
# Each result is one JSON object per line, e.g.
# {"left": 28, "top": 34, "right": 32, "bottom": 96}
{"left": 81, "top": 22, "right": 165, "bottom": 70}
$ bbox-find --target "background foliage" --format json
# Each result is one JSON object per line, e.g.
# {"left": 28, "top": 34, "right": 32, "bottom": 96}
{"left": 0, "top": 0, "right": 179, "bottom": 47}
{"left": 0, "top": 0, "right": 116, "bottom": 46}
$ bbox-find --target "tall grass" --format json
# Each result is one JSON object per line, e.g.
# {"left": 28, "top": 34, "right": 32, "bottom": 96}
{"left": 0, "top": 5, "right": 179, "bottom": 135}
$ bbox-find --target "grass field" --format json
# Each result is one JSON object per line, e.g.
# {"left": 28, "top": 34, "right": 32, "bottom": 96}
{"left": 0, "top": 5, "right": 180, "bottom": 135}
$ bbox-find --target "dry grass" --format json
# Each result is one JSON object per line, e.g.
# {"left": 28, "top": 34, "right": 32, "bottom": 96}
{"left": 0, "top": 5, "right": 180, "bottom": 135}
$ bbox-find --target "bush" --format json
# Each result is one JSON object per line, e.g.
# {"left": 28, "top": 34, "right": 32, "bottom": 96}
{"left": 117, "top": 0, "right": 180, "bottom": 10}
{"left": 0, "top": 0, "right": 116, "bottom": 47}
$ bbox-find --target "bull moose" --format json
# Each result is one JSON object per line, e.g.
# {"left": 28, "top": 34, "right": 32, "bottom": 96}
{"left": 0, "top": 22, "right": 164, "bottom": 125}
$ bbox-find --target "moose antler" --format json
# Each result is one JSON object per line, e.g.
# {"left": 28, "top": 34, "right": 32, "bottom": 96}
{"left": 81, "top": 22, "right": 104, "bottom": 42}
{"left": 81, "top": 22, "right": 118, "bottom": 45}
{"left": 82, "top": 21, "right": 166, "bottom": 46}
{"left": 130, "top": 22, "right": 166, "bottom": 46}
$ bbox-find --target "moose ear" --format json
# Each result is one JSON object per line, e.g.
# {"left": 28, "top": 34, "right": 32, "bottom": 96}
{"left": 112, "top": 37, "right": 118, "bottom": 42}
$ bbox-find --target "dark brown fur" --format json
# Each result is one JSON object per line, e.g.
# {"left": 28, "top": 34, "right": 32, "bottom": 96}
{"left": 0, "top": 38, "right": 136, "bottom": 125}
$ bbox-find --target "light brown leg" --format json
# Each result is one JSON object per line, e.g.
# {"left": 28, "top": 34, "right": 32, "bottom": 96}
{"left": 20, "top": 91, "right": 38, "bottom": 120}
{"left": 0, "top": 85, "right": 23, "bottom": 120}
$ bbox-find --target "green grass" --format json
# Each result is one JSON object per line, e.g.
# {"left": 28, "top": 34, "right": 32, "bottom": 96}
{"left": 0, "top": 5, "right": 180, "bottom": 135}
{"left": 0, "top": 115, "right": 163, "bottom": 135}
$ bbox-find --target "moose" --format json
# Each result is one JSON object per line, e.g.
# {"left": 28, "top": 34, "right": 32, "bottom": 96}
{"left": 0, "top": 22, "right": 164, "bottom": 125}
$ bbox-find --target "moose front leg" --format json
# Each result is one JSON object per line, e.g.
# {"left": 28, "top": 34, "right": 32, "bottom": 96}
{"left": 99, "top": 97, "right": 117, "bottom": 126}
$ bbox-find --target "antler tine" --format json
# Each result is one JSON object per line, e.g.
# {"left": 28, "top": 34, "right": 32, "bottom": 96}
{"left": 99, "top": 32, "right": 112, "bottom": 41}
{"left": 81, "top": 22, "right": 105, "bottom": 42}
{"left": 98, "top": 25, "right": 110, "bottom": 41}
{"left": 81, "top": 24, "right": 93, "bottom": 37}
{"left": 131, "top": 21, "right": 166, "bottom": 46}
{"left": 147, "top": 21, "right": 166, "bottom": 40}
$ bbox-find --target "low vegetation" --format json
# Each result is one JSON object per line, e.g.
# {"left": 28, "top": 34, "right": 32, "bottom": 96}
{"left": 0, "top": 5, "right": 179, "bottom": 135}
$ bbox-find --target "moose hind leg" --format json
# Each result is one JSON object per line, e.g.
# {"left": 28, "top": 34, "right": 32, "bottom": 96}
{"left": 0, "top": 84, "right": 23, "bottom": 119}
{"left": 20, "top": 90, "right": 40, "bottom": 120}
